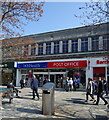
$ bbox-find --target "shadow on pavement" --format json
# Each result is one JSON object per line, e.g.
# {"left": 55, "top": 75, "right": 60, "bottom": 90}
{"left": 2, "top": 101, "right": 11, "bottom": 105}
{"left": 2, "top": 118, "right": 100, "bottom": 120}
{"left": 17, "top": 107, "right": 42, "bottom": 114}
{"left": 96, "top": 115, "right": 108, "bottom": 119}
{"left": 64, "top": 98, "right": 93, "bottom": 105}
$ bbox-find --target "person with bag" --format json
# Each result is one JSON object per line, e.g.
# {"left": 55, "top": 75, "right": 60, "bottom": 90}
{"left": 85, "top": 78, "right": 96, "bottom": 103}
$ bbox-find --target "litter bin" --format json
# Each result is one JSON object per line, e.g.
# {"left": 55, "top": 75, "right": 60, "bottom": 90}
{"left": 42, "top": 82, "right": 55, "bottom": 115}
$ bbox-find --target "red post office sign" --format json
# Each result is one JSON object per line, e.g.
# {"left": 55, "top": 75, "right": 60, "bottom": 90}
{"left": 48, "top": 60, "right": 87, "bottom": 68}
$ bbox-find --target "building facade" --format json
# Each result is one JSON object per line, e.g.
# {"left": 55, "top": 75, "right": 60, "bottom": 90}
{"left": 2, "top": 23, "right": 109, "bottom": 88}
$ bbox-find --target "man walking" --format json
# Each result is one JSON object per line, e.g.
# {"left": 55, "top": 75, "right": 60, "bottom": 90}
{"left": 31, "top": 75, "right": 40, "bottom": 100}
{"left": 85, "top": 78, "right": 96, "bottom": 103}
{"left": 95, "top": 77, "right": 108, "bottom": 105}
{"left": 102, "top": 78, "right": 108, "bottom": 96}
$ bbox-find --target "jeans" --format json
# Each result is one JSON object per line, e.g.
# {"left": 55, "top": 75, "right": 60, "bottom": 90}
{"left": 32, "top": 89, "right": 39, "bottom": 99}
{"left": 96, "top": 92, "right": 108, "bottom": 104}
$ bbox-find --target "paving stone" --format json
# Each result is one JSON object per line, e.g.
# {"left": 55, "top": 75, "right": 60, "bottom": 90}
{"left": 0, "top": 87, "right": 108, "bottom": 119}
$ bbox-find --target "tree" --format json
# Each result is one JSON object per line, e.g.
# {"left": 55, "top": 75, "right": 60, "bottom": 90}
{"left": 75, "top": 1, "right": 109, "bottom": 84}
{"left": 1, "top": 1, "right": 44, "bottom": 38}
{"left": 2, "top": 36, "right": 38, "bottom": 62}
{"left": 74, "top": 0, "right": 109, "bottom": 26}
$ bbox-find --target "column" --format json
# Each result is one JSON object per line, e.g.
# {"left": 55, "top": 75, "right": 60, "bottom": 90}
{"left": 59, "top": 41, "right": 63, "bottom": 53}
{"left": 35, "top": 43, "right": 38, "bottom": 55}
{"left": 54, "top": 75, "right": 56, "bottom": 88}
{"left": 22, "top": 46, "right": 24, "bottom": 55}
{"left": 86, "top": 58, "right": 93, "bottom": 88}
{"left": 68, "top": 40, "right": 72, "bottom": 52}
{"left": 51, "top": 42, "right": 54, "bottom": 54}
{"left": 43, "top": 43, "right": 46, "bottom": 55}
{"left": 16, "top": 69, "right": 21, "bottom": 86}
{"left": 78, "top": 38, "right": 81, "bottom": 52}
{"left": 28, "top": 45, "right": 31, "bottom": 55}
{"left": 88, "top": 37, "right": 92, "bottom": 51}
{"left": 99, "top": 36, "right": 103, "bottom": 50}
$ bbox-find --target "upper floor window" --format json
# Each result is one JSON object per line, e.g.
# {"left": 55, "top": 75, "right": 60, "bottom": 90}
{"left": 46, "top": 42, "right": 51, "bottom": 55}
{"left": 18, "top": 48, "right": 22, "bottom": 55}
{"left": 92, "top": 36, "right": 99, "bottom": 51}
{"left": 71, "top": 40, "right": 78, "bottom": 53}
{"left": 103, "top": 35, "right": 109, "bottom": 50}
{"left": 81, "top": 38, "right": 88, "bottom": 52}
{"left": 38, "top": 43, "right": 43, "bottom": 55}
{"left": 31, "top": 44, "right": 36, "bottom": 55}
{"left": 63, "top": 40, "right": 68, "bottom": 53}
{"left": 54, "top": 41, "right": 59, "bottom": 54}
{"left": 24, "top": 45, "right": 29, "bottom": 56}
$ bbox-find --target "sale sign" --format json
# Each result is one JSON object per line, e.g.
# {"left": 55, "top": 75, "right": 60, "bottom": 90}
{"left": 48, "top": 60, "right": 87, "bottom": 68}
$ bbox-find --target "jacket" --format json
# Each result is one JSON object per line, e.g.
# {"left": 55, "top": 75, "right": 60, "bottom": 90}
{"left": 97, "top": 81, "right": 103, "bottom": 94}
{"left": 31, "top": 78, "right": 39, "bottom": 89}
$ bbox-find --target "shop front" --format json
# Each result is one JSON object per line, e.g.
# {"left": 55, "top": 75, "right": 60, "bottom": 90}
{"left": 86, "top": 57, "right": 109, "bottom": 90}
{"left": 14, "top": 58, "right": 87, "bottom": 87}
{"left": 0, "top": 62, "right": 15, "bottom": 86}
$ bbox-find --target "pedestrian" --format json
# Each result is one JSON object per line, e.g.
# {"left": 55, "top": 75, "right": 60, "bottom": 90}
{"left": 20, "top": 78, "right": 24, "bottom": 89}
{"left": 63, "top": 76, "right": 66, "bottom": 89}
{"left": 102, "top": 77, "right": 108, "bottom": 96}
{"left": 65, "top": 77, "right": 69, "bottom": 92}
{"left": 7, "top": 81, "right": 20, "bottom": 97}
{"left": 95, "top": 77, "right": 108, "bottom": 105}
{"left": 85, "top": 78, "right": 96, "bottom": 103}
{"left": 68, "top": 78, "right": 73, "bottom": 91}
{"left": 73, "top": 77, "right": 77, "bottom": 91}
{"left": 93, "top": 78, "right": 98, "bottom": 95}
{"left": 77, "top": 78, "right": 80, "bottom": 88}
{"left": 30, "top": 75, "right": 40, "bottom": 100}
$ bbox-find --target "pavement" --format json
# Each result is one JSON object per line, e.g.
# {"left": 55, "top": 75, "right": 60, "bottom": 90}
{"left": 0, "top": 87, "right": 109, "bottom": 120}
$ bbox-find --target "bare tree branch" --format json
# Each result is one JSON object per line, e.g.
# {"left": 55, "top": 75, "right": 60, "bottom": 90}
{"left": 1, "top": 1, "right": 44, "bottom": 38}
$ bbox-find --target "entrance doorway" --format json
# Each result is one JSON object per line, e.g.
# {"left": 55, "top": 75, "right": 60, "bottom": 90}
{"left": 33, "top": 71, "right": 66, "bottom": 87}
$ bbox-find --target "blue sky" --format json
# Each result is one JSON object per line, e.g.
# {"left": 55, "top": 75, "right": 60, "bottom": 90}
{"left": 23, "top": 2, "right": 86, "bottom": 36}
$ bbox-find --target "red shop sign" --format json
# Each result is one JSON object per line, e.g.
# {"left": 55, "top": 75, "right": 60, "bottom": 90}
{"left": 48, "top": 60, "right": 87, "bottom": 68}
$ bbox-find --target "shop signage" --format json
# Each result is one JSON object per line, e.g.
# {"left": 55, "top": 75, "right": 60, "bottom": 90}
{"left": 96, "top": 60, "right": 109, "bottom": 64}
{"left": 48, "top": 60, "right": 87, "bottom": 68}
{"left": 17, "top": 62, "right": 47, "bottom": 69}
{"left": 17, "top": 60, "right": 87, "bottom": 69}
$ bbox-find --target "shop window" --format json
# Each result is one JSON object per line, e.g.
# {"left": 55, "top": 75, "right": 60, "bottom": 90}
{"left": 93, "top": 67, "right": 105, "bottom": 79}
{"left": 21, "top": 70, "right": 29, "bottom": 74}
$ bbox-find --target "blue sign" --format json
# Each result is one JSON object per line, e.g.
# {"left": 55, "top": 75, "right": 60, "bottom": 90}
{"left": 17, "top": 62, "right": 47, "bottom": 69}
